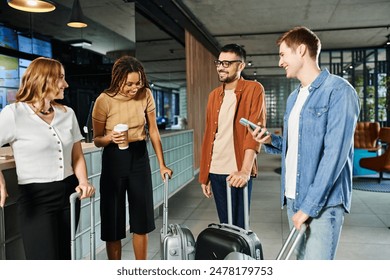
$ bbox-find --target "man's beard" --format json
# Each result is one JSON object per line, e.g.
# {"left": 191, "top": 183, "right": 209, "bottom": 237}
{"left": 218, "top": 71, "right": 235, "bottom": 83}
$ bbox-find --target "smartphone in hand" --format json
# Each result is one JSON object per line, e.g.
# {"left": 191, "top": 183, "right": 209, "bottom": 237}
{"left": 239, "top": 118, "right": 270, "bottom": 136}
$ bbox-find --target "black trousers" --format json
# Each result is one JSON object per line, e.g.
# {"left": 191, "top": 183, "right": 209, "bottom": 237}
{"left": 18, "top": 175, "right": 79, "bottom": 260}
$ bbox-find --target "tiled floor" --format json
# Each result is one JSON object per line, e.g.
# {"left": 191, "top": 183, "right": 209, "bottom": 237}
{"left": 96, "top": 153, "right": 390, "bottom": 260}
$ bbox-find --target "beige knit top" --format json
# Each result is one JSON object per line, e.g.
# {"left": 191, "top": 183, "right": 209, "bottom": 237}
{"left": 92, "top": 88, "right": 156, "bottom": 142}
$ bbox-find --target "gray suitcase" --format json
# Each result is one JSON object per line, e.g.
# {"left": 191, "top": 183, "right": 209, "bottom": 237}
{"left": 160, "top": 174, "right": 196, "bottom": 260}
{"left": 70, "top": 192, "right": 96, "bottom": 260}
{"left": 276, "top": 223, "right": 307, "bottom": 260}
{"left": 224, "top": 223, "right": 307, "bottom": 260}
{"left": 0, "top": 207, "right": 5, "bottom": 260}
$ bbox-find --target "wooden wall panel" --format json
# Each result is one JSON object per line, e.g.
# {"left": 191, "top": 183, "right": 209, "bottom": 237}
{"left": 185, "top": 31, "right": 220, "bottom": 173}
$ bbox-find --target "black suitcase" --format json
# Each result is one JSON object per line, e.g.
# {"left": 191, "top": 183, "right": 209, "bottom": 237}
{"left": 224, "top": 223, "right": 307, "bottom": 260}
{"left": 195, "top": 181, "right": 263, "bottom": 260}
{"left": 160, "top": 174, "right": 196, "bottom": 260}
{"left": 70, "top": 192, "right": 96, "bottom": 260}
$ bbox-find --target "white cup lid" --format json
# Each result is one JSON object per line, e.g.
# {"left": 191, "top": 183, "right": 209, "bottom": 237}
{"left": 114, "top": 123, "right": 128, "bottom": 131}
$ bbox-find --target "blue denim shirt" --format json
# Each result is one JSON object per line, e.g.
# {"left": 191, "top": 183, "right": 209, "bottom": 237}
{"left": 264, "top": 69, "right": 360, "bottom": 217}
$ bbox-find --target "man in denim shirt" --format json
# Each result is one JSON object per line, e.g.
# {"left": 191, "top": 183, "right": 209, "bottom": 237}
{"left": 251, "top": 26, "right": 360, "bottom": 259}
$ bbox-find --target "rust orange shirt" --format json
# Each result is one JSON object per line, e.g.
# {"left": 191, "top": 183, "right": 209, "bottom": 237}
{"left": 199, "top": 77, "right": 267, "bottom": 185}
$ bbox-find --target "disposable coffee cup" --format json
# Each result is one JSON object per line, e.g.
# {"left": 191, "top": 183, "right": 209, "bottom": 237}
{"left": 114, "top": 123, "right": 129, "bottom": 150}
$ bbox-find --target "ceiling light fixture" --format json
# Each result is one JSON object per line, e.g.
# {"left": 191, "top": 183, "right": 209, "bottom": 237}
{"left": 386, "top": 35, "right": 390, "bottom": 46}
{"left": 7, "top": 0, "right": 56, "bottom": 13}
{"left": 67, "top": 0, "right": 87, "bottom": 28}
{"left": 68, "top": 39, "right": 92, "bottom": 47}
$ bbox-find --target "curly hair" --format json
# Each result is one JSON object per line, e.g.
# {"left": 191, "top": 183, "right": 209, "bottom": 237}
{"left": 104, "top": 55, "right": 150, "bottom": 96}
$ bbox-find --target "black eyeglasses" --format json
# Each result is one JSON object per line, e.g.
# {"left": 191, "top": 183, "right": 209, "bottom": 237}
{"left": 214, "top": 60, "right": 242, "bottom": 68}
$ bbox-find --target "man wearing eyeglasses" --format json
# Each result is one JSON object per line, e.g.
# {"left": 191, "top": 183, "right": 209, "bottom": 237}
{"left": 199, "top": 44, "right": 266, "bottom": 228}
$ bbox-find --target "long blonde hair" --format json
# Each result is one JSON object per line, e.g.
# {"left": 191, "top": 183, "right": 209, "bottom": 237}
{"left": 16, "top": 57, "right": 65, "bottom": 112}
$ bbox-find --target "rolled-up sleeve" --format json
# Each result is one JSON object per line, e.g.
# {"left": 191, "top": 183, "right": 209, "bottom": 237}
{"left": 0, "top": 106, "right": 16, "bottom": 146}
{"left": 263, "top": 134, "right": 283, "bottom": 155}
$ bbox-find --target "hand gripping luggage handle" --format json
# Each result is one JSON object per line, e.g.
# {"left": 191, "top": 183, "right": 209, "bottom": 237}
{"left": 226, "top": 181, "right": 250, "bottom": 230}
{"left": 276, "top": 223, "right": 307, "bottom": 260}
{"left": 0, "top": 207, "right": 5, "bottom": 260}
{"left": 70, "top": 192, "right": 96, "bottom": 260}
{"left": 162, "top": 173, "right": 170, "bottom": 237}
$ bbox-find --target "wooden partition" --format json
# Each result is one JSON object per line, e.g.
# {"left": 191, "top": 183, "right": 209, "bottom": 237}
{"left": 185, "top": 31, "right": 220, "bottom": 172}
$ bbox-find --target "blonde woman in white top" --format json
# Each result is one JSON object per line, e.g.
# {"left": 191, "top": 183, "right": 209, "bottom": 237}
{"left": 0, "top": 57, "right": 95, "bottom": 260}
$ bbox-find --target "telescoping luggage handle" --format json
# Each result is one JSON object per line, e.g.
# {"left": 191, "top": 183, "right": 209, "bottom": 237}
{"left": 162, "top": 173, "right": 170, "bottom": 237}
{"left": 226, "top": 180, "right": 250, "bottom": 230}
{"left": 276, "top": 223, "right": 307, "bottom": 260}
{"left": 69, "top": 192, "right": 96, "bottom": 260}
{"left": 0, "top": 207, "right": 5, "bottom": 260}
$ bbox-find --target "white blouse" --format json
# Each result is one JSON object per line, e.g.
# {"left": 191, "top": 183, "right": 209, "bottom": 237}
{"left": 0, "top": 102, "right": 83, "bottom": 184}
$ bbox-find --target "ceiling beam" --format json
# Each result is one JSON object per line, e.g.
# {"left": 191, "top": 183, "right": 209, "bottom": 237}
{"left": 170, "top": 0, "right": 220, "bottom": 56}
{"left": 132, "top": 0, "right": 220, "bottom": 56}
{"left": 132, "top": 0, "right": 185, "bottom": 46}
{"left": 214, "top": 25, "right": 390, "bottom": 38}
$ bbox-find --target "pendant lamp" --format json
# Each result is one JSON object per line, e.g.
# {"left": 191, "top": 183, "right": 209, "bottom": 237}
{"left": 67, "top": 0, "right": 87, "bottom": 28}
{"left": 7, "top": 0, "right": 55, "bottom": 13}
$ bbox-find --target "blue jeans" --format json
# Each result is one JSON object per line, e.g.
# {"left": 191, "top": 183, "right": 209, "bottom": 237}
{"left": 209, "top": 173, "right": 252, "bottom": 229}
{"left": 286, "top": 198, "right": 344, "bottom": 260}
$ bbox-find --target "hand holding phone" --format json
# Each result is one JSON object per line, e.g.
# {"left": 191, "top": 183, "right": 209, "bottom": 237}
{"left": 239, "top": 118, "right": 270, "bottom": 136}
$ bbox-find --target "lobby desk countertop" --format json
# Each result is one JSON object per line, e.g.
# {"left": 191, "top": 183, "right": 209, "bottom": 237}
{"left": 0, "top": 129, "right": 190, "bottom": 171}
{"left": 0, "top": 142, "right": 101, "bottom": 171}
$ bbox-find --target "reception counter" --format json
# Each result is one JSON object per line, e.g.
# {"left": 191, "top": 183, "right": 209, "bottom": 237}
{"left": 0, "top": 129, "right": 194, "bottom": 259}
